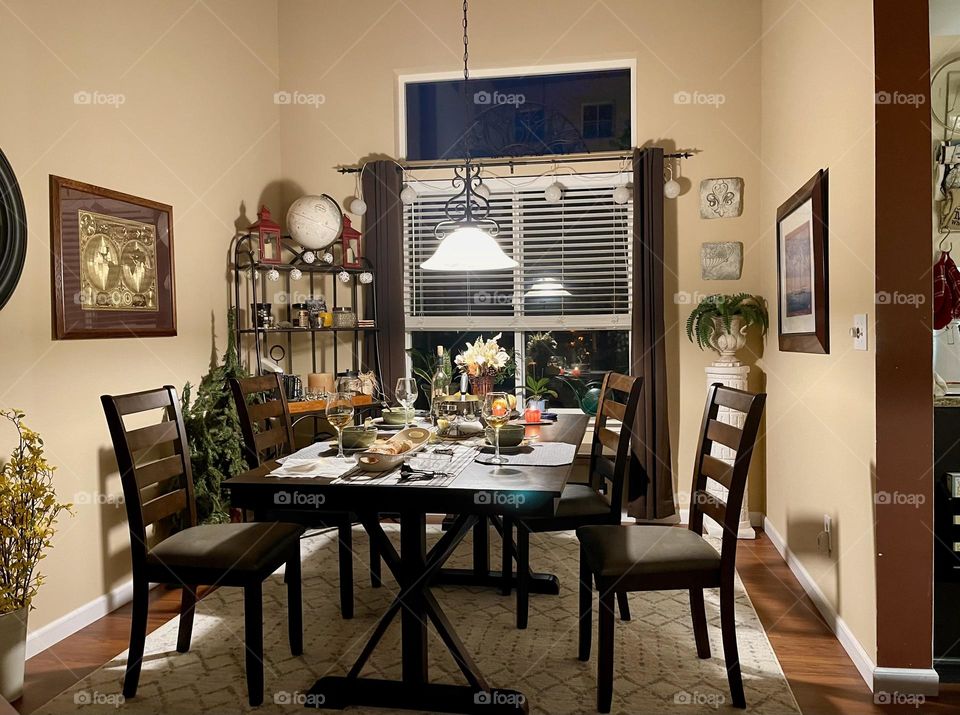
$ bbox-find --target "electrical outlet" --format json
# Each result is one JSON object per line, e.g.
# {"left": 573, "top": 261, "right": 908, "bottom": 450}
{"left": 851, "top": 314, "right": 868, "bottom": 351}
{"left": 818, "top": 515, "right": 833, "bottom": 554}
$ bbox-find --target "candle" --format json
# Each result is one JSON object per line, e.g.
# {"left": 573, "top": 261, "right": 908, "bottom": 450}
{"left": 524, "top": 406, "right": 541, "bottom": 423}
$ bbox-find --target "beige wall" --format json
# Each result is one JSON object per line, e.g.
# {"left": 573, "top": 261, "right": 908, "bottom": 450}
{"left": 758, "top": 0, "right": 878, "bottom": 662}
{"left": 276, "top": 0, "right": 766, "bottom": 510}
{"left": 0, "top": 0, "right": 281, "bottom": 632}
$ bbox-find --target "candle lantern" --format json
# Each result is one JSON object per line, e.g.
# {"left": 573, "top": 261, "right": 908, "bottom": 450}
{"left": 340, "top": 215, "right": 362, "bottom": 269}
{"left": 250, "top": 205, "right": 283, "bottom": 264}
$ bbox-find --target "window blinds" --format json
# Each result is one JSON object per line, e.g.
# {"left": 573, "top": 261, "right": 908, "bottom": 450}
{"left": 403, "top": 174, "right": 633, "bottom": 331}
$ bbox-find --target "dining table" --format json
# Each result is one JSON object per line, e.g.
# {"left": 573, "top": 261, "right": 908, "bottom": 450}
{"left": 224, "top": 412, "right": 588, "bottom": 715}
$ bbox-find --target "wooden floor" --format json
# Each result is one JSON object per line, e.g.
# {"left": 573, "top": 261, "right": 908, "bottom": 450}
{"left": 15, "top": 530, "right": 960, "bottom": 714}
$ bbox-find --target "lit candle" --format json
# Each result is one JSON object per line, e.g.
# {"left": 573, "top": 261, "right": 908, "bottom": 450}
{"left": 524, "top": 406, "right": 541, "bottom": 423}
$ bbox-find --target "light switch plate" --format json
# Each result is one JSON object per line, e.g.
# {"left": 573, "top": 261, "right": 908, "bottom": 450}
{"left": 853, "top": 314, "right": 868, "bottom": 350}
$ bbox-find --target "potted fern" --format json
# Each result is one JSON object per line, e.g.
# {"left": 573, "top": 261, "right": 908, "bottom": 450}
{"left": 0, "top": 410, "right": 72, "bottom": 700}
{"left": 686, "top": 293, "right": 768, "bottom": 365}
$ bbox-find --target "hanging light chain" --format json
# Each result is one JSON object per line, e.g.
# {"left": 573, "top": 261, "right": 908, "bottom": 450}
{"left": 462, "top": 0, "right": 469, "bottom": 82}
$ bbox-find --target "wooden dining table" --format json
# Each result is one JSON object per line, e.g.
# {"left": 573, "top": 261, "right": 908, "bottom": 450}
{"left": 224, "top": 413, "right": 589, "bottom": 715}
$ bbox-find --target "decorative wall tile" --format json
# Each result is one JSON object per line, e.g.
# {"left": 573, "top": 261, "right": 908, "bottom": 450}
{"left": 699, "top": 177, "right": 744, "bottom": 218}
{"left": 701, "top": 241, "right": 743, "bottom": 280}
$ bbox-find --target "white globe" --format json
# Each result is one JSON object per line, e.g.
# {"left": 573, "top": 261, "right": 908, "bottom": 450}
{"left": 286, "top": 195, "right": 343, "bottom": 250}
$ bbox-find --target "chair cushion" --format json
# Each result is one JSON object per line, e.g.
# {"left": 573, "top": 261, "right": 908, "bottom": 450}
{"left": 147, "top": 522, "right": 304, "bottom": 573}
{"left": 577, "top": 525, "right": 720, "bottom": 580}
{"left": 554, "top": 484, "right": 612, "bottom": 519}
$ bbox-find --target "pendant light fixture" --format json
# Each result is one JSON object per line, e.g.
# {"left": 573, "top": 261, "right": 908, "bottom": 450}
{"left": 524, "top": 277, "right": 572, "bottom": 298}
{"left": 421, "top": 0, "right": 517, "bottom": 272}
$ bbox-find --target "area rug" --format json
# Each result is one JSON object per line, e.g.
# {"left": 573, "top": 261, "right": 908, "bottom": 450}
{"left": 36, "top": 526, "right": 800, "bottom": 714}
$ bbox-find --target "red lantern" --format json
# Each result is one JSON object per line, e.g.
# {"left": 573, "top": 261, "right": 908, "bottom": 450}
{"left": 340, "top": 215, "right": 362, "bottom": 269}
{"left": 250, "top": 205, "right": 282, "bottom": 264}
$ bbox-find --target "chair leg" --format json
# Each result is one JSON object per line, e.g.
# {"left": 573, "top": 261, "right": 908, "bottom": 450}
{"left": 500, "top": 516, "right": 513, "bottom": 596}
{"left": 287, "top": 548, "right": 303, "bottom": 656}
{"left": 690, "top": 588, "right": 711, "bottom": 659}
{"left": 616, "top": 591, "right": 631, "bottom": 621}
{"left": 369, "top": 528, "right": 382, "bottom": 588}
{"left": 597, "top": 589, "right": 615, "bottom": 713}
{"left": 122, "top": 579, "right": 149, "bottom": 699}
{"left": 176, "top": 585, "right": 197, "bottom": 653}
{"left": 578, "top": 548, "right": 592, "bottom": 661}
{"left": 244, "top": 583, "right": 264, "bottom": 707}
{"left": 516, "top": 524, "right": 529, "bottom": 629}
{"left": 720, "top": 580, "right": 746, "bottom": 708}
{"left": 338, "top": 522, "right": 354, "bottom": 619}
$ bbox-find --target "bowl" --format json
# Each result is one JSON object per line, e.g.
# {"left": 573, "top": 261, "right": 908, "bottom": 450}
{"left": 485, "top": 424, "right": 525, "bottom": 448}
{"left": 340, "top": 426, "right": 377, "bottom": 450}
{"left": 382, "top": 407, "right": 415, "bottom": 425}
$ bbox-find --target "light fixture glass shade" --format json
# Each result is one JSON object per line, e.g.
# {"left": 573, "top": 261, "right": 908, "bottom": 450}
{"left": 524, "top": 277, "right": 572, "bottom": 298}
{"left": 421, "top": 226, "right": 517, "bottom": 271}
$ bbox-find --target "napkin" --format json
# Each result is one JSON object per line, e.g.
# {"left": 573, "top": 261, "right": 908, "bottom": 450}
{"left": 267, "top": 457, "right": 355, "bottom": 480}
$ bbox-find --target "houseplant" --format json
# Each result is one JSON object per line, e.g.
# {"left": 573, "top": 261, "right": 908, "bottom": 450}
{"left": 455, "top": 333, "right": 514, "bottom": 397}
{"left": 524, "top": 375, "right": 558, "bottom": 412}
{"left": 685, "top": 293, "right": 768, "bottom": 364}
{"left": 0, "top": 409, "right": 71, "bottom": 700}
{"left": 181, "top": 311, "right": 249, "bottom": 524}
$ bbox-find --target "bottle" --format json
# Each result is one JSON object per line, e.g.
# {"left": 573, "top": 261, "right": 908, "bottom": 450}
{"left": 431, "top": 345, "right": 451, "bottom": 419}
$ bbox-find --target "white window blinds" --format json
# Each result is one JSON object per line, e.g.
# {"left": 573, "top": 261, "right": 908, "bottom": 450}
{"left": 403, "top": 174, "right": 633, "bottom": 331}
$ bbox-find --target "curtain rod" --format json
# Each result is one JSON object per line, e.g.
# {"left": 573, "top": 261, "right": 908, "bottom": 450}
{"left": 335, "top": 150, "right": 695, "bottom": 174}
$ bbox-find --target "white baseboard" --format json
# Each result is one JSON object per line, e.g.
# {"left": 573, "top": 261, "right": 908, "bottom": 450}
{"left": 763, "top": 516, "right": 877, "bottom": 691}
{"left": 677, "top": 509, "right": 764, "bottom": 528}
{"left": 26, "top": 579, "right": 154, "bottom": 658}
{"left": 874, "top": 667, "right": 940, "bottom": 697}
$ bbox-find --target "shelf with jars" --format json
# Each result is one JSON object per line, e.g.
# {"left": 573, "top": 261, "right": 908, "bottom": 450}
{"left": 231, "top": 204, "right": 382, "bottom": 413}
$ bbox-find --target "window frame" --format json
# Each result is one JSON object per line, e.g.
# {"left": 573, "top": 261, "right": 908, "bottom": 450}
{"left": 396, "top": 59, "right": 637, "bottom": 159}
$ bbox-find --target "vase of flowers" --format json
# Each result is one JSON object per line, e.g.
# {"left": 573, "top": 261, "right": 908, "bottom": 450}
{"left": 456, "top": 333, "right": 512, "bottom": 398}
{"left": 0, "top": 410, "right": 71, "bottom": 700}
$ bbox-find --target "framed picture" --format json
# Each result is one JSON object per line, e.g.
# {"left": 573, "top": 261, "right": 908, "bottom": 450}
{"left": 50, "top": 176, "right": 176, "bottom": 339}
{"left": 776, "top": 169, "right": 829, "bottom": 354}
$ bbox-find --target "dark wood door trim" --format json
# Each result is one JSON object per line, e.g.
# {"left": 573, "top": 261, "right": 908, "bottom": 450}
{"left": 873, "top": 0, "right": 935, "bottom": 676}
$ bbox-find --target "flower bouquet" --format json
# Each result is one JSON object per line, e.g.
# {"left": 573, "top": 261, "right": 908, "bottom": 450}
{"left": 455, "top": 333, "right": 512, "bottom": 397}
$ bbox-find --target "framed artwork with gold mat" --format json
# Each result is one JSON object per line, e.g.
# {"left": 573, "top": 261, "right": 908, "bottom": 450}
{"left": 50, "top": 176, "right": 176, "bottom": 339}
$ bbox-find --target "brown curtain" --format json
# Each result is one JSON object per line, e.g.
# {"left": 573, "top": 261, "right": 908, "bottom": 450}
{"left": 628, "top": 147, "right": 676, "bottom": 520}
{"left": 361, "top": 160, "right": 405, "bottom": 399}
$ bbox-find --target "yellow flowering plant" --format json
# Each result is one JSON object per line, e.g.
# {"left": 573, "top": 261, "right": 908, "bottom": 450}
{"left": 0, "top": 410, "right": 71, "bottom": 613}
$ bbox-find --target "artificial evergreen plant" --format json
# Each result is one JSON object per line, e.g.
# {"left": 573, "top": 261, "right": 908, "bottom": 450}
{"left": 180, "top": 311, "right": 249, "bottom": 524}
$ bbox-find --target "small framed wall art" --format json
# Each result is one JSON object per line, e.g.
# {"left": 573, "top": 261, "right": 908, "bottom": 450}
{"left": 50, "top": 176, "right": 176, "bottom": 339}
{"left": 776, "top": 169, "right": 829, "bottom": 354}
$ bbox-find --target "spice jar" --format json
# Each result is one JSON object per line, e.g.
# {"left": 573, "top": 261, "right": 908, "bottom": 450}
{"left": 332, "top": 307, "right": 356, "bottom": 329}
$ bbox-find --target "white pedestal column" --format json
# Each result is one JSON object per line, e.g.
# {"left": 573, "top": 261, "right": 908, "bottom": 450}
{"left": 703, "top": 363, "right": 755, "bottom": 539}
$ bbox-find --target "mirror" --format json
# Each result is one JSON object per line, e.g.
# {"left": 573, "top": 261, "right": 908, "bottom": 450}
{"left": 0, "top": 148, "right": 26, "bottom": 311}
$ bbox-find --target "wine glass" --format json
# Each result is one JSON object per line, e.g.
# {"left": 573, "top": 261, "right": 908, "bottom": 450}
{"left": 395, "top": 378, "right": 418, "bottom": 429}
{"left": 482, "top": 392, "right": 512, "bottom": 465}
{"left": 325, "top": 392, "right": 355, "bottom": 462}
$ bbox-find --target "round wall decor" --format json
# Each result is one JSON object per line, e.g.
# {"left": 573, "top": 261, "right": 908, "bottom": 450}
{"left": 0, "top": 148, "right": 26, "bottom": 311}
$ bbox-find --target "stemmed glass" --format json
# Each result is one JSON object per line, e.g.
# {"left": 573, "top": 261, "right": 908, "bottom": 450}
{"left": 482, "top": 392, "right": 512, "bottom": 465}
{"left": 395, "top": 378, "right": 418, "bottom": 429}
{"left": 325, "top": 392, "right": 355, "bottom": 462}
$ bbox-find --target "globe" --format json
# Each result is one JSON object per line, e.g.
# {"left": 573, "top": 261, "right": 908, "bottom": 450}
{"left": 286, "top": 194, "right": 343, "bottom": 250}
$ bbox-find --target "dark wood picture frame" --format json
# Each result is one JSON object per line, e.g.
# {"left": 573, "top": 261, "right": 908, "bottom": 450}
{"left": 50, "top": 176, "right": 176, "bottom": 339}
{"left": 776, "top": 169, "right": 829, "bottom": 354}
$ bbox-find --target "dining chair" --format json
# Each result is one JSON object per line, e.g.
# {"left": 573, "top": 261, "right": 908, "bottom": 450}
{"left": 101, "top": 385, "right": 304, "bottom": 707}
{"left": 576, "top": 383, "right": 766, "bottom": 712}
{"left": 501, "top": 371, "right": 643, "bottom": 629}
{"left": 229, "top": 374, "right": 380, "bottom": 621}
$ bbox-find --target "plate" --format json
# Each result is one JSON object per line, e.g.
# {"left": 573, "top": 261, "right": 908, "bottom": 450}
{"left": 480, "top": 442, "right": 529, "bottom": 455}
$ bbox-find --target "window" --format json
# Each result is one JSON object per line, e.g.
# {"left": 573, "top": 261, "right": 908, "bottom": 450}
{"left": 402, "top": 66, "right": 633, "bottom": 160}
{"left": 403, "top": 173, "right": 632, "bottom": 408}
{"left": 582, "top": 103, "right": 615, "bottom": 139}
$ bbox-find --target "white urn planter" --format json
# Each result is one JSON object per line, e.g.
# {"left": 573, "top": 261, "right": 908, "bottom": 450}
{"left": 0, "top": 607, "right": 27, "bottom": 701}
{"left": 709, "top": 315, "right": 749, "bottom": 366}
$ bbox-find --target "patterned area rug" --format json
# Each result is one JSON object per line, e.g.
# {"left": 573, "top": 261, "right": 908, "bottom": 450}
{"left": 37, "top": 526, "right": 799, "bottom": 714}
